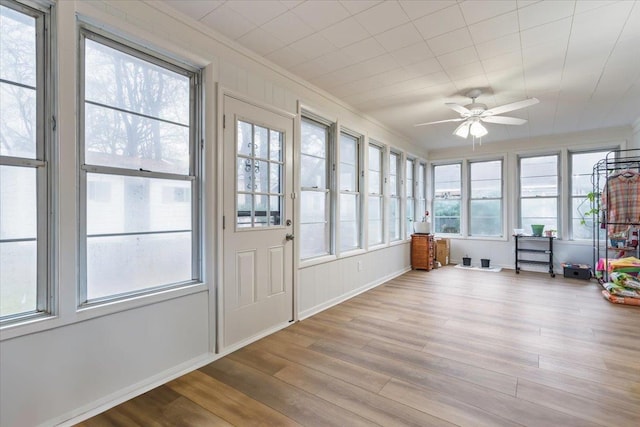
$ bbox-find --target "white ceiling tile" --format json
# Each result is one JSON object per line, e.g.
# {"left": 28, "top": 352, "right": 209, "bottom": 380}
{"left": 266, "top": 46, "right": 307, "bottom": 69}
{"left": 320, "top": 17, "right": 370, "bottom": 48}
{"left": 521, "top": 41, "right": 566, "bottom": 70}
{"left": 226, "top": 1, "right": 288, "bottom": 26}
{"left": 619, "top": 2, "right": 640, "bottom": 42}
{"left": 413, "top": 4, "right": 466, "bottom": 40}
{"left": 517, "top": 1, "right": 541, "bottom": 8}
{"left": 459, "top": 0, "right": 517, "bottom": 25}
{"left": 199, "top": 4, "right": 258, "bottom": 40}
{"left": 320, "top": 49, "right": 359, "bottom": 70}
{"left": 437, "top": 46, "right": 479, "bottom": 69}
{"left": 453, "top": 75, "right": 491, "bottom": 93}
{"left": 165, "top": 0, "right": 224, "bottom": 21}
{"left": 520, "top": 17, "right": 571, "bottom": 49}
{"left": 468, "top": 11, "right": 519, "bottom": 44}
{"left": 354, "top": 1, "right": 410, "bottom": 35}
{"left": 280, "top": 0, "right": 304, "bottom": 9}
{"left": 575, "top": 1, "right": 617, "bottom": 15}
{"left": 475, "top": 33, "right": 521, "bottom": 60}
{"left": 290, "top": 57, "right": 334, "bottom": 80}
{"left": 261, "top": 11, "right": 315, "bottom": 44}
{"left": 391, "top": 41, "right": 434, "bottom": 66}
{"left": 446, "top": 61, "right": 485, "bottom": 80}
{"left": 404, "top": 57, "right": 443, "bottom": 77}
{"left": 427, "top": 28, "right": 473, "bottom": 56}
{"left": 237, "top": 27, "right": 286, "bottom": 56}
{"left": 518, "top": 0, "right": 575, "bottom": 30}
{"left": 340, "top": 37, "right": 386, "bottom": 63}
{"left": 340, "top": 0, "right": 383, "bottom": 15}
{"left": 291, "top": 1, "right": 350, "bottom": 31}
{"left": 481, "top": 51, "right": 522, "bottom": 73}
{"left": 399, "top": 0, "right": 457, "bottom": 19}
{"left": 288, "top": 33, "right": 337, "bottom": 62}
{"left": 374, "top": 23, "right": 423, "bottom": 52}
{"left": 570, "top": 1, "right": 633, "bottom": 48}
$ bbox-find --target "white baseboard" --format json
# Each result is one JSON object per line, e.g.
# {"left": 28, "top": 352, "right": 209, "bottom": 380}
{"left": 53, "top": 353, "right": 217, "bottom": 427}
{"left": 298, "top": 266, "right": 411, "bottom": 321}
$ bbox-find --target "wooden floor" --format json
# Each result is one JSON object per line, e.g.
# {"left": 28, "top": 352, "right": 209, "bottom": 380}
{"left": 79, "top": 267, "right": 640, "bottom": 426}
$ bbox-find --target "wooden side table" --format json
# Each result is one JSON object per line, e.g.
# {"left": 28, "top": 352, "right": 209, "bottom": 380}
{"left": 411, "top": 234, "right": 434, "bottom": 270}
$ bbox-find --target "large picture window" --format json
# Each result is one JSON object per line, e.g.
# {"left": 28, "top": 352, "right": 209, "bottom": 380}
{"left": 469, "top": 160, "right": 503, "bottom": 237}
{"left": 0, "top": 1, "right": 52, "bottom": 321}
{"left": 80, "top": 30, "right": 200, "bottom": 303}
{"left": 368, "top": 143, "right": 383, "bottom": 246}
{"left": 389, "top": 151, "right": 401, "bottom": 241}
{"left": 339, "top": 131, "right": 361, "bottom": 252}
{"left": 300, "top": 117, "right": 331, "bottom": 259}
{"left": 571, "top": 150, "right": 610, "bottom": 240}
{"left": 519, "top": 154, "right": 558, "bottom": 232}
{"left": 433, "top": 163, "right": 461, "bottom": 234}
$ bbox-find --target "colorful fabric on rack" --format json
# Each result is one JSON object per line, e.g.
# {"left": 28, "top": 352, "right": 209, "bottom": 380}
{"left": 601, "top": 171, "right": 640, "bottom": 233}
{"left": 597, "top": 257, "right": 640, "bottom": 275}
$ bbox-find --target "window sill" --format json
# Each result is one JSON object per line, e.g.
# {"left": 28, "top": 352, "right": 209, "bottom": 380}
{"left": 299, "top": 254, "right": 338, "bottom": 269}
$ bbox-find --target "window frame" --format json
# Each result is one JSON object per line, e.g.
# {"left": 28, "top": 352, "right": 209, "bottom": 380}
{"left": 517, "top": 153, "right": 560, "bottom": 234}
{"left": 468, "top": 158, "right": 503, "bottom": 238}
{"left": 367, "top": 141, "right": 384, "bottom": 247}
{"left": 388, "top": 150, "right": 402, "bottom": 242}
{"left": 432, "top": 162, "right": 462, "bottom": 236}
{"left": 299, "top": 114, "right": 333, "bottom": 260}
{"left": 337, "top": 129, "right": 362, "bottom": 253}
{"left": 78, "top": 26, "right": 202, "bottom": 306}
{"left": 405, "top": 157, "right": 415, "bottom": 239}
{"left": 0, "top": 0, "right": 54, "bottom": 324}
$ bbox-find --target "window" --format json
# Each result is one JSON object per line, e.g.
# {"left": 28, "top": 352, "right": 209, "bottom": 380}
{"left": 339, "top": 132, "right": 361, "bottom": 252}
{"left": 433, "top": 163, "right": 461, "bottom": 234}
{"left": 300, "top": 117, "right": 331, "bottom": 260}
{"left": 80, "top": 29, "right": 200, "bottom": 303}
{"left": 469, "top": 160, "right": 503, "bottom": 237}
{"left": 1, "top": 1, "right": 52, "bottom": 322}
{"left": 571, "top": 150, "right": 610, "bottom": 240}
{"left": 519, "top": 154, "right": 558, "bottom": 233}
{"left": 389, "top": 151, "right": 401, "bottom": 241}
{"left": 368, "top": 143, "right": 383, "bottom": 246}
{"left": 405, "top": 158, "right": 415, "bottom": 238}
{"left": 416, "top": 162, "right": 426, "bottom": 223}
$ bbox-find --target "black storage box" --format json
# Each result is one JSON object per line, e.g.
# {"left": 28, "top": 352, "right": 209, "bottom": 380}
{"left": 562, "top": 263, "right": 591, "bottom": 280}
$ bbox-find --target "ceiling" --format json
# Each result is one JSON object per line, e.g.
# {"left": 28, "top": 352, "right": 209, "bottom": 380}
{"left": 162, "top": 0, "right": 640, "bottom": 150}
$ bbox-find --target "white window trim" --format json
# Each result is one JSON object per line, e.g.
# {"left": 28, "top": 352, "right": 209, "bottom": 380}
{"left": 367, "top": 141, "right": 384, "bottom": 248}
{"left": 468, "top": 158, "right": 504, "bottom": 238}
{"left": 388, "top": 149, "right": 402, "bottom": 243}
{"left": 517, "top": 152, "right": 560, "bottom": 236}
{"left": 337, "top": 128, "right": 363, "bottom": 254}
{"left": 432, "top": 161, "right": 463, "bottom": 237}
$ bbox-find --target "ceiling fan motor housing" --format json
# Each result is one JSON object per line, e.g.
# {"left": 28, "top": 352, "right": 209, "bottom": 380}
{"left": 465, "top": 102, "right": 487, "bottom": 116}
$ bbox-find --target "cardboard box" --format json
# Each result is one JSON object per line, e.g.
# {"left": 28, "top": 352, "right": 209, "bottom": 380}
{"left": 436, "top": 238, "right": 450, "bottom": 266}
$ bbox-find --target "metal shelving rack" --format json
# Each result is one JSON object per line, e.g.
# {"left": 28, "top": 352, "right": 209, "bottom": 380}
{"left": 591, "top": 148, "right": 640, "bottom": 283}
{"left": 514, "top": 235, "right": 555, "bottom": 277}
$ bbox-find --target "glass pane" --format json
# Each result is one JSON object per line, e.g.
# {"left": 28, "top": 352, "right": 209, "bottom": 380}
{"left": 340, "top": 193, "right": 358, "bottom": 250}
{"left": 254, "top": 125, "right": 269, "bottom": 160}
{"left": 301, "top": 154, "right": 326, "bottom": 188}
{"left": 520, "top": 155, "right": 557, "bottom": 178}
{"left": 416, "top": 200, "right": 426, "bottom": 222}
{"left": 300, "top": 223, "right": 328, "bottom": 259}
{"left": 434, "top": 163, "right": 461, "bottom": 199}
{"left": 269, "top": 195, "right": 282, "bottom": 226}
{"left": 389, "top": 153, "right": 398, "bottom": 176}
{"left": 572, "top": 151, "right": 608, "bottom": 175}
{"left": 521, "top": 198, "right": 557, "bottom": 231}
{"left": 85, "top": 103, "right": 190, "bottom": 175}
{"left": 300, "top": 191, "right": 326, "bottom": 223}
{"left": 237, "top": 120, "right": 253, "bottom": 156}
{"left": 340, "top": 164, "right": 357, "bottom": 192}
{"left": 389, "top": 198, "right": 400, "bottom": 240}
{"left": 572, "top": 174, "right": 593, "bottom": 196}
{"left": 469, "top": 200, "right": 502, "bottom": 236}
{"left": 0, "top": 82, "right": 36, "bottom": 158}
{"left": 254, "top": 195, "right": 268, "bottom": 227}
{"left": 270, "top": 163, "right": 281, "bottom": 193}
{"left": 86, "top": 174, "right": 191, "bottom": 235}
{"left": 253, "top": 160, "right": 268, "bottom": 193}
{"left": 369, "top": 170, "right": 381, "bottom": 195}
{"left": 406, "top": 159, "right": 414, "bottom": 198}
{"left": 301, "top": 119, "right": 327, "bottom": 157}
{"left": 0, "top": 166, "right": 37, "bottom": 240}
{"left": 238, "top": 157, "right": 253, "bottom": 192}
{"left": 368, "top": 145, "right": 381, "bottom": 171}
{"left": 237, "top": 193, "right": 252, "bottom": 228}
{"left": 0, "top": 5, "right": 36, "bottom": 87}
{"left": 369, "top": 196, "right": 382, "bottom": 245}
{"left": 0, "top": 241, "right": 37, "bottom": 317}
{"left": 87, "top": 232, "right": 191, "bottom": 300}
{"left": 418, "top": 163, "right": 426, "bottom": 199}
{"left": 389, "top": 175, "right": 398, "bottom": 196}
{"left": 340, "top": 133, "right": 357, "bottom": 164}
{"left": 433, "top": 199, "right": 460, "bottom": 234}
{"left": 520, "top": 176, "right": 558, "bottom": 197}
{"left": 471, "top": 160, "right": 501, "bottom": 198}
{"left": 85, "top": 39, "right": 190, "bottom": 125}
{"left": 270, "top": 129, "right": 282, "bottom": 161}
{"left": 406, "top": 198, "right": 414, "bottom": 238}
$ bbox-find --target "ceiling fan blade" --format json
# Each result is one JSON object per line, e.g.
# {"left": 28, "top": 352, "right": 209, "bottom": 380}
{"left": 481, "top": 116, "right": 527, "bottom": 125}
{"left": 445, "top": 103, "right": 471, "bottom": 115}
{"left": 414, "top": 118, "right": 465, "bottom": 127}
{"left": 483, "top": 98, "right": 539, "bottom": 116}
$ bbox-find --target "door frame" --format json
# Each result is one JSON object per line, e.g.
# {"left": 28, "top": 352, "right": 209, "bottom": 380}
{"left": 215, "top": 86, "right": 298, "bottom": 354}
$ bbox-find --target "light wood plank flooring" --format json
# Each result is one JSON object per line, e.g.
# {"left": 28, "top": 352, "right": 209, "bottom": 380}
{"left": 79, "top": 267, "right": 640, "bottom": 426}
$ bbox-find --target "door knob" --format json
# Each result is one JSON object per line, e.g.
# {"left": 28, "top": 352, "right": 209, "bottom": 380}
{"left": 286, "top": 234, "right": 295, "bottom": 241}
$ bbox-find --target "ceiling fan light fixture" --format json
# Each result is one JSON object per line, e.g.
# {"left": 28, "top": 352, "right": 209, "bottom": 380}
{"left": 470, "top": 120, "right": 488, "bottom": 138}
{"left": 453, "top": 121, "right": 470, "bottom": 138}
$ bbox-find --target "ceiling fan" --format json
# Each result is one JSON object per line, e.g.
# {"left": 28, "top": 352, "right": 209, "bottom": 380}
{"left": 414, "top": 89, "right": 539, "bottom": 146}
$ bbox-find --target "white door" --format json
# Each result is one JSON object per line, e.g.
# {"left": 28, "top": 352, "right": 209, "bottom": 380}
{"left": 222, "top": 96, "right": 294, "bottom": 350}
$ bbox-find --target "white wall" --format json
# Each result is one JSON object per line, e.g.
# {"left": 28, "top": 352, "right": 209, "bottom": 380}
{"left": 428, "top": 126, "right": 632, "bottom": 272}
{"left": 0, "top": 1, "right": 422, "bottom": 425}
